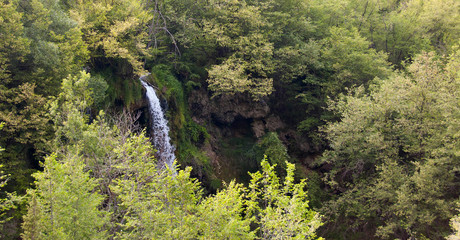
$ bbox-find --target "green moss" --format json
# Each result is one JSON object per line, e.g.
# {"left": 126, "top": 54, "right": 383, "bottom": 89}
{"left": 185, "top": 80, "right": 201, "bottom": 93}
{"left": 186, "top": 121, "right": 209, "bottom": 144}
{"left": 178, "top": 143, "right": 209, "bottom": 166}
{"left": 97, "top": 68, "right": 142, "bottom": 108}
{"left": 147, "top": 64, "right": 217, "bottom": 192}
{"left": 146, "top": 65, "right": 185, "bottom": 142}
{"left": 150, "top": 65, "right": 184, "bottom": 99}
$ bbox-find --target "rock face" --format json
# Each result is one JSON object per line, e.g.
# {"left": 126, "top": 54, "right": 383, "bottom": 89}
{"left": 188, "top": 88, "right": 311, "bottom": 145}
{"left": 188, "top": 88, "right": 308, "bottom": 179}
{"left": 187, "top": 87, "right": 317, "bottom": 151}
{"left": 189, "top": 88, "right": 270, "bottom": 126}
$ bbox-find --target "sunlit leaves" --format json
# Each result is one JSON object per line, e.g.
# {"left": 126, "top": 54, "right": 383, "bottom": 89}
{"left": 321, "top": 27, "right": 391, "bottom": 96}
{"left": 22, "top": 154, "right": 108, "bottom": 240}
{"left": 322, "top": 52, "right": 460, "bottom": 239}
{"left": 247, "top": 158, "right": 323, "bottom": 240}
{"left": 68, "top": 0, "right": 150, "bottom": 75}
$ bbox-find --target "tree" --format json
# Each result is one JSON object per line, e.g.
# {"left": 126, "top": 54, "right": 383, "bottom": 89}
{"left": 0, "top": 83, "right": 52, "bottom": 157}
{"left": 0, "top": 0, "right": 90, "bottom": 197}
{"left": 113, "top": 154, "right": 323, "bottom": 239}
{"left": 19, "top": 70, "right": 115, "bottom": 239}
{"left": 67, "top": 0, "right": 151, "bottom": 75}
{"left": 0, "top": 80, "right": 54, "bottom": 196}
{"left": 197, "top": 181, "right": 255, "bottom": 239}
{"left": 112, "top": 133, "right": 252, "bottom": 239}
{"left": 0, "top": 122, "right": 22, "bottom": 238}
{"left": 257, "top": 132, "right": 290, "bottom": 176}
{"left": 20, "top": 70, "right": 324, "bottom": 238}
{"left": 320, "top": 52, "right": 460, "bottom": 239}
{"left": 320, "top": 27, "right": 391, "bottom": 97}
{"left": 247, "top": 158, "right": 323, "bottom": 239}
{"left": 164, "top": 0, "right": 319, "bottom": 100}
{"left": 0, "top": 0, "right": 29, "bottom": 82}
{"left": 0, "top": 0, "right": 34, "bottom": 192}
{"left": 203, "top": 0, "right": 275, "bottom": 99}
{"left": 448, "top": 209, "right": 460, "bottom": 240}
{"left": 21, "top": 154, "right": 108, "bottom": 240}
{"left": 403, "top": 0, "right": 460, "bottom": 54}
{"left": 295, "top": 26, "right": 391, "bottom": 136}
{"left": 16, "top": 0, "right": 89, "bottom": 95}
{"left": 49, "top": 70, "right": 94, "bottom": 150}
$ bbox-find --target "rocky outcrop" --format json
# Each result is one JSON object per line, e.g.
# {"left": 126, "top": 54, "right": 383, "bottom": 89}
{"left": 188, "top": 88, "right": 270, "bottom": 126}
{"left": 188, "top": 87, "right": 314, "bottom": 152}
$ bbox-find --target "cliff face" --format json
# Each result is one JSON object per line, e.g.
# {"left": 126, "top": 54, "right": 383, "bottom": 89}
{"left": 188, "top": 88, "right": 270, "bottom": 131}
{"left": 187, "top": 87, "right": 315, "bottom": 183}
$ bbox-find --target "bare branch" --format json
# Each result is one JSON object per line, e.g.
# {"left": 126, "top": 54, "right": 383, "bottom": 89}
{"left": 146, "top": 0, "right": 181, "bottom": 58}
{"left": 113, "top": 108, "right": 142, "bottom": 143}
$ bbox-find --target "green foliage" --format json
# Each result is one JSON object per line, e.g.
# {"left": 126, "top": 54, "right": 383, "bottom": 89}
{"left": 0, "top": 83, "right": 51, "bottom": 152}
{"left": 308, "top": 0, "right": 459, "bottom": 66}
{"left": 0, "top": 163, "right": 22, "bottom": 239}
{"left": 247, "top": 158, "right": 323, "bottom": 239}
{"left": 202, "top": 1, "right": 274, "bottom": 99}
{"left": 22, "top": 69, "right": 136, "bottom": 239}
{"left": 21, "top": 154, "right": 108, "bottom": 240}
{"left": 321, "top": 52, "right": 460, "bottom": 239}
{"left": 18, "top": 66, "right": 325, "bottom": 240}
{"left": 0, "top": 81, "right": 52, "bottom": 193}
{"left": 0, "top": 123, "right": 23, "bottom": 238}
{"left": 21, "top": 71, "right": 112, "bottom": 237}
{"left": 449, "top": 208, "right": 460, "bottom": 240}
{"left": 197, "top": 181, "right": 255, "bottom": 239}
{"left": 49, "top": 71, "right": 93, "bottom": 149}
{"left": 19, "top": 0, "right": 89, "bottom": 94}
{"left": 297, "top": 117, "right": 321, "bottom": 133}
{"left": 113, "top": 153, "right": 323, "bottom": 239}
{"left": 67, "top": 0, "right": 151, "bottom": 75}
{"left": 0, "top": 0, "right": 457, "bottom": 238}
{"left": 186, "top": 121, "right": 209, "bottom": 144}
{"left": 296, "top": 24, "right": 391, "bottom": 142}
{"left": 185, "top": 80, "right": 201, "bottom": 93}
{"left": 400, "top": 0, "right": 460, "bottom": 55}
{"left": 151, "top": 65, "right": 185, "bottom": 105}
{"left": 305, "top": 171, "right": 327, "bottom": 210}
{"left": 0, "top": 0, "right": 29, "bottom": 82}
{"left": 166, "top": 0, "right": 318, "bottom": 100}
{"left": 88, "top": 74, "right": 109, "bottom": 110}
{"left": 0, "top": 122, "right": 3, "bottom": 153}
{"left": 0, "top": 0, "right": 89, "bottom": 201}
{"left": 97, "top": 67, "right": 143, "bottom": 108}
{"left": 218, "top": 136, "right": 260, "bottom": 184}
{"left": 114, "top": 164, "right": 202, "bottom": 239}
{"left": 257, "top": 132, "right": 290, "bottom": 176}
{"left": 321, "top": 27, "right": 391, "bottom": 96}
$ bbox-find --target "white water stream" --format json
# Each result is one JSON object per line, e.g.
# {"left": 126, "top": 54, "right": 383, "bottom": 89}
{"left": 140, "top": 76, "right": 176, "bottom": 169}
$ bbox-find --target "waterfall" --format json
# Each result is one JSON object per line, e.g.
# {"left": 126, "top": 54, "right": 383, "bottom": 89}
{"left": 140, "top": 76, "right": 176, "bottom": 169}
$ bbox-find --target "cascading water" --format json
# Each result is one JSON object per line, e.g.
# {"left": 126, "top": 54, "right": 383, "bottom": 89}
{"left": 140, "top": 75, "right": 176, "bottom": 169}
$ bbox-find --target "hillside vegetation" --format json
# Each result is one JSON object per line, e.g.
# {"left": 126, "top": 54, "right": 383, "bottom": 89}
{"left": 0, "top": 0, "right": 459, "bottom": 239}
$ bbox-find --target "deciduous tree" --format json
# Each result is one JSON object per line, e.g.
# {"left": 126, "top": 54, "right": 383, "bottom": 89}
{"left": 321, "top": 52, "right": 460, "bottom": 239}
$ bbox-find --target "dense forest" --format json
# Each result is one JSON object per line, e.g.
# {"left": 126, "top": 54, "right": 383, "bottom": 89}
{"left": 0, "top": 0, "right": 459, "bottom": 239}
